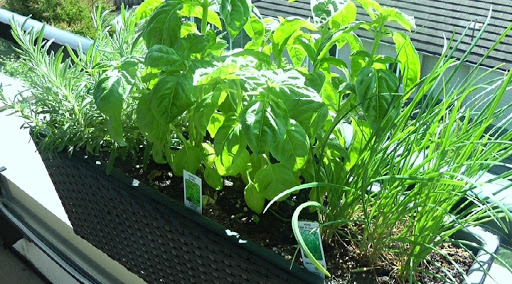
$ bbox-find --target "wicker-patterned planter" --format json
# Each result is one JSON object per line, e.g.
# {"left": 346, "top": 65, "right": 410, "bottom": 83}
{"left": 40, "top": 151, "right": 322, "bottom": 284}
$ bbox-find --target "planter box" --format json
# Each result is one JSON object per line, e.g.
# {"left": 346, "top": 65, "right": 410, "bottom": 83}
{"left": 40, "top": 151, "right": 322, "bottom": 283}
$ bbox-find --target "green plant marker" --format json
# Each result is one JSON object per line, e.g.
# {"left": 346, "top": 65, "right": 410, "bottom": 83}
{"left": 298, "top": 221, "right": 326, "bottom": 278}
{"left": 183, "top": 170, "right": 202, "bottom": 214}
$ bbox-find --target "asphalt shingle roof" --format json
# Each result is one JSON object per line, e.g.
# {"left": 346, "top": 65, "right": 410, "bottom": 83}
{"left": 253, "top": 0, "right": 512, "bottom": 71}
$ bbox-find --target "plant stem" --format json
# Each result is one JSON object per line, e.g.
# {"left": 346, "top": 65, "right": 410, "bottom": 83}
{"left": 169, "top": 123, "right": 192, "bottom": 147}
{"left": 201, "top": 0, "right": 209, "bottom": 34}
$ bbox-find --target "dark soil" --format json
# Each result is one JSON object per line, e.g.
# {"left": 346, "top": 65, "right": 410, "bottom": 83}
{"left": 119, "top": 159, "right": 473, "bottom": 283}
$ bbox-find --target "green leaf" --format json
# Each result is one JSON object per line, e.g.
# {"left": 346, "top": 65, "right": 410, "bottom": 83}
{"left": 215, "top": 148, "right": 250, "bottom": 176}
{"left": 241, "top": 99, "right": 289, "bottom": 154}
{"left": 150, "top": 75, "right": 194, "bottom": 124}
{"left": 271, "top": 120, "right": 310, "bottom": 171}
{"left": 244, "top": 15, "right": 265, "bottom": 50}
{"left": 202, "top": 143, "right": 216, "bottom": 168}
{"left": 220, "top": 0, "right": 252, "bottom": 39}
{"left": 310, "top": 0, "right": 349, "bottom": 26}
{"left": 93, "top": 71, "right": 127, "bottom": 146}
{"left": 183, "top": 33, "right": 210, "bottom": 54}
{"left": 244, "top": 182, "right": 265, "bottom": 214}
{"left": 354, "top": 0, "right": 382, "bottom": 19}
{"left": 136, "top": 92, "right": 171, "bottom": 164}
{"left": 214, "top": 116, "right": 245, "bottom": 154}
{"left": 330, "top": 1, "right": 357, "bottom": 29}
{"left": 254, "top": 163, "right": 299, "bottom": 200}
{"left": 119, "top": 58, "right": 142, "bottom": 82}
{"left": 356, "top": 67, "right": 400, "bottom": 131}
{"left": 204, "top": 166, "right": 224, "bottom": 190}
{"left": 346, "top": 119, "right": 371, "bottom": 170}
{"left": 134, "top": 0, "right": 165, "bottom": 21}
{"left": 304, "top": 70, "right": 326, "bottom": 93}
{"left": 381, "top": 7, "right": 415, "bottom": 31}
{"left": 272, "top": 18, "right": 316, "bottom": 62}
{"left": 214, "top": 116, "right": 250, "bottom": 175}
{"left": 207, "top": 113, "right": 225, "bottom": 138}
{"left": 350, "top": 50, "right": 371, "bottom": 80}
{"left": 310, "top": 106, "right": 329, "bottom": 139}
{"left": 280, "top": 88, "right": 325, "bottom": 134}
{"left": 145, "top": 45, "right": 182, "bottom": 68}
{"left": 287, "top": 43, "right": 308, "bottom": 67}
{"left": 393, "top": 32, "right": 421, "bottom": 96}
{"left": 181, "top": 3, "right": 223, "bottom": 30}
{"left": 171, "top": 145, "right": 203, "bottom": 176}
{"left": 137, "top": 91, "right": 170, "bottom": 147}
{"left": 193, "top": 90, "right": 222, "bottom": 137}
{"left": 143, "top": 0, "right": 183, "bottom": 48}
{"left": 294, "top": 33, "right": 316, "bottom": 62}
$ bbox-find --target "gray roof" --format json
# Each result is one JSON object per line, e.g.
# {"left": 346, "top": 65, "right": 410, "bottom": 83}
{"left": 253, "top": 0, "right": 512, "bottom": 71}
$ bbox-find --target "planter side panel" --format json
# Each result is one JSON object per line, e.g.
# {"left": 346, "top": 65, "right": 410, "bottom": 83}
{"left": 41, "top": 153, "right": 318, "bottom": 284}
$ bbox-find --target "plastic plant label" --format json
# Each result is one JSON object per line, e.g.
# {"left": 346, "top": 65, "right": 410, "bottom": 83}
{"left": 183, "top": 170, "right": 202, "bottom": 214}
{"left": 298, "top": 221, "right": 327, "bottom": 278}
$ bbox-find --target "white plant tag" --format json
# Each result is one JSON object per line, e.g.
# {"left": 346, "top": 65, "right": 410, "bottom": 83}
{"left": 298, "top": 221, "right": 327, "bottom": 278}
{"left": 183, "top": 170, "right": 202, "bottom": 214}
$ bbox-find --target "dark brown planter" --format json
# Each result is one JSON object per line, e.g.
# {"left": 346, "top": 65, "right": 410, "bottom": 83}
{"left": 40, "top": 151, "right": 322, "bottom": 284}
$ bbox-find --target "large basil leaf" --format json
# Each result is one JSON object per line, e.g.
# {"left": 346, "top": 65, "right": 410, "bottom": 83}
{"left": 143, "top": 0, "right": 183, "bottom": 48}
{"left": 204, "top": 166, "right": 224, "bottom": 190}
{"left": 272, "top": 18, "right": 316, "bottom": 63}
{"left": 354, "top": 0, "right": 382, "bottom": 19}
{"left": 330, "top": 1, "right": 357, "bottom": 29}
{"left": 279, "top": 87, "right": 325, "bottom": 135}
{"left": 215, "top": 148, "right": 250, "bottom": 176}
{"left": 254, "top": 163, "right": 299, "bottom": 200}
{"left": 150, "top": 75, "right": 194, "bottom": 124}
{"left": 241, "top": 98, "right": 289, "bottom": 154}
{"left": 219, "top": 0, "right": 252, "bottom": 39}
{"left": 137, "top": 91, "right": 170, "bottom": 163}
{"left": 183, "top": 33, "right": 210, "bottom": 54}
{"left": 355, "top": 67, "right": 400, "bottom": 131}
{"left": 145, "top": 45, "right": 182, "bottom": 69}
{"left": 381, "top": 7, "right": 415, "bottom": 31}
{"left": 93, "top": 71, "right": 127, "bottom": 146}
{"left": 393, "top": 32, "right": 420, "bottom": 96}
{"left": 192, "top": 90, "right": 222, "bottom": 137}
{"left": 271, "top": 120, "right": 310, "bottom": 171}
{"left": 171, "top": 145, "right": 203, "bottom": 176}
{"left": 244, "top": 182, "right": 265, "bottom": 214}
{"left": 346, "top": 119, "right": 371, "bottom": 170}
{"left": 214, "top": 116, "right": 249, "bottom": 175}
{"left": 244, "top": 15, "right": 265, "bottom": 50}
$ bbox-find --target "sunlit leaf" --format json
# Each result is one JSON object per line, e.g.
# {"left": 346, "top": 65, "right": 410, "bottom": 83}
{"left": 254, "top": 163, "right": 299, "bottom": 200}
{"left": 93, "top": 70, "right": 127, "bottom": 146}
{"left": 220, "top": 0, "right": 252, "bottom": 39}
{"left": 393, "top": 32, "right": 421, "bottom": 96}
{"left": 171, "top": 145, "right": 203, "bottom": 176}
{"left": 241, "top": 98, "right": 289, "bottom": 154}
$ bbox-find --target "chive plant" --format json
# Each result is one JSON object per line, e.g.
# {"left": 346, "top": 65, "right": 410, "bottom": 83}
{"left": 267, "top": 10, "right": 512, "bottom": 282}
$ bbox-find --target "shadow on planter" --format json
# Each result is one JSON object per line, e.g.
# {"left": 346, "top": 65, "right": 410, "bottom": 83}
{"left": 40, "top": 151, "right": 323, "bottom": 283}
